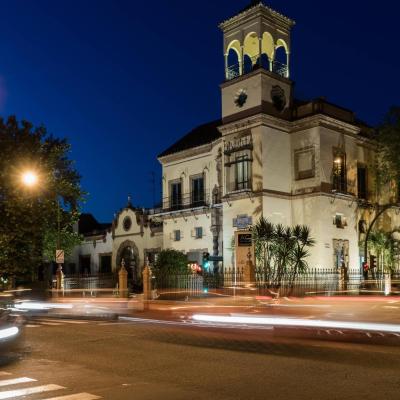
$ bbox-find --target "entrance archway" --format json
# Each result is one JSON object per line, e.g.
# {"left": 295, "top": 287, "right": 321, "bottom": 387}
{"left": 116, "top": 240, "right": 141, "bottom": 291}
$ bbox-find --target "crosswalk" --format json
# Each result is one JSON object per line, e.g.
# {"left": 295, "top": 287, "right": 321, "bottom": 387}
{"left": 25, "top": 318, "right": 120, "bottom": 328}
{"left": 0, "top": 371, "right": 101, "bottom": 399}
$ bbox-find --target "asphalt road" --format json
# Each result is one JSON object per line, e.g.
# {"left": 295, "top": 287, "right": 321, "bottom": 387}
{"left": 1, "top": 315, "right": 400, "bottom": 400}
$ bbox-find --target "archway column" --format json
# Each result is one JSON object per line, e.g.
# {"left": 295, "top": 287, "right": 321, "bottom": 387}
{"left": 258, "top": 37, "right": 262, "bottom": 66}
{"left": 286, "top": 51, "right": 290, "bottom": 78}
{"left": 224, "top": 53, "right": 228, "bottom": 80}
{"left": 239, "top": 45, "right": 244, "bottom": 75}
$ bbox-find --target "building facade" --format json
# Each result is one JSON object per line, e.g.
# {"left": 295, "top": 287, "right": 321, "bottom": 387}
{"left": 69, "top": 2, "right": 400, "bottom": 277}
{"left": 156, "top": 1, "right": 400, "bottom": 271}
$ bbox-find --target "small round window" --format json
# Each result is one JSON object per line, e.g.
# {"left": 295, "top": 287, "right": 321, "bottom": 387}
{"left": 123, "top": 216, "right": 132, "bottom": 232}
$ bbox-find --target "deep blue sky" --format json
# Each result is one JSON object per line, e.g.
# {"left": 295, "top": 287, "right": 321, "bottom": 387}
{"left": 0, "top": 0, "right": 398, "bottom": 222}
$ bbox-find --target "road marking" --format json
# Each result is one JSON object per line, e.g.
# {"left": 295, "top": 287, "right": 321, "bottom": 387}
{"left": 38, "top": 319, "right": 88, "bottom": 325}
{"left": 0, "top": 384, "right": 64, "bottom": 399}
{"left": 0, "top": 377, "right": 36, "bottom": 387}
{"left": 41, "top": 392, "right": 101, "bottom": 400}
{"left": 26, "top": 324, "right": 40, "bottom": 328}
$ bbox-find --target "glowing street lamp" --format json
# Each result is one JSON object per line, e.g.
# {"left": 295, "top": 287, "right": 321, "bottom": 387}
{"left": 21, "top": 171, "right": 38, "bottom": 187}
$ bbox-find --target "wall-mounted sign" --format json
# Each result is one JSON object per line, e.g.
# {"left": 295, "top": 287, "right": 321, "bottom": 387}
{"left": 238, "top": 233, "right": 252, "bottom": 247}
{"left": 233, "top": 215, "right": 252, "bottom": 229}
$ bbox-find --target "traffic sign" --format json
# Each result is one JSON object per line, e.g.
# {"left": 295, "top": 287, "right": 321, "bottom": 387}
{"left": 56, "top": 249, "right": 64, "bottom": 264}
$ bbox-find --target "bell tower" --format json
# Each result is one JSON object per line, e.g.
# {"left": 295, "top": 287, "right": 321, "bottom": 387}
{"left": 219, "top": 1, "right": 295, "bottom": 122}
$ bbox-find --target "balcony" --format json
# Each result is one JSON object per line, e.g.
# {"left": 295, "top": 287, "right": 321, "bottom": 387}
{"left": 161, "top": 191, "right": 210, "bottom": 213}
{"left": 226, "top": 57, "right": 288, "bottom": 81}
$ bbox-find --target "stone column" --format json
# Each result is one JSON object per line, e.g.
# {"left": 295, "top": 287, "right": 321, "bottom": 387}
{"left": 286, "top": 52, "right": 290, "bottom": 78}
{"left": 239, "top": 45, "right": 244, "bottom": 75}
{"left": 118, "top": 260, "right": 128, "bottom": 298}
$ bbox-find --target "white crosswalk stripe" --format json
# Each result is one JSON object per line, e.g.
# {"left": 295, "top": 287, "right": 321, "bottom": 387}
{"left": 0, "top": 372, "right": 102, "bottom": 399}
{"left": 0, "top": 377, "right": 36, "bottom": 386}
{"left": 0, "top": 383, "right": 64, "bottom": 399}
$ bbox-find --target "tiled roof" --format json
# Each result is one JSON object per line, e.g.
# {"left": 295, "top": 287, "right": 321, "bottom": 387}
{"left": 158, "top": 119, "right": 222, "bottom": 158}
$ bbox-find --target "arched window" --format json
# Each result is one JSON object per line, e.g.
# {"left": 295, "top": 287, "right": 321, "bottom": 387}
{"left": 259, "top": 53, "right": 270, "bottom": 71}
{"left": 275, "top": 46, "right": 287, "bottom": 66}
{"left": 227, "top": 48, "right": 240, "bottom": 79}
{"left": 274, "top": 39, "right": 289, "bottom": 77}
{"left": 243, "top": 54, "right": 253, "bottom": 74}
{"left": 243, "top": 32, "right": 259, "bottom": 67}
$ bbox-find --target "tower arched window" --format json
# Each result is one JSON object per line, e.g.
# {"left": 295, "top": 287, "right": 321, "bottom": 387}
{"left": 227, "top": 48, "right": 240, "bottom": 79}
{"left": 243, "top": 54, "right": 253, "bottom": 74}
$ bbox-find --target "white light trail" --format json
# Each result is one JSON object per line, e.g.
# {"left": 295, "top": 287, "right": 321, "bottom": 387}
{"left": 14, "top": 302, "right": 73, "bottom": 310}
{"left": 192, "top": 314, "right": 400, "bottom": 333}
{"left": 0, "top": 327, "right": 19, "bottom": 340}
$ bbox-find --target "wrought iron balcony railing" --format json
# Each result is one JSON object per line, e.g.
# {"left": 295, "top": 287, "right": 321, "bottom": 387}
{"left": 162, "top": 191, "right": 210, "bottom": 213}
{"left": 226, "top": 56, "right": 288, "bottom": 81}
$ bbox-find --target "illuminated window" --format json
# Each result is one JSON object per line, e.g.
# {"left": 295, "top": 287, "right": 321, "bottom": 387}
{"left": 333, "top": 151, "right": 346, "bottom": 193}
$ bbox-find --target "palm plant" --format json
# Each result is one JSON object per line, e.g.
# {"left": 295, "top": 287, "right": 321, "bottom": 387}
{"left": 252, "top": 218, "right": 315, "bottom": 290}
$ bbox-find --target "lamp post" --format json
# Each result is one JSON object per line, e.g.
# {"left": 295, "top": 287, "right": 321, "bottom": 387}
{"left": 21, "top": 170, "right": 63, "bottom": 289}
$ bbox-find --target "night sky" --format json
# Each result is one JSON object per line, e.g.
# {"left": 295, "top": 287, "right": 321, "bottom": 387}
{"left": 0, "top": 0, "right": 398, "bottom": 222}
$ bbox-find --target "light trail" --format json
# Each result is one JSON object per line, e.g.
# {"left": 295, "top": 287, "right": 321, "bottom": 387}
{"left": 0, "top": 327, "right": 19, "bottom": 340}
{"left": 192, "top": 314, "right": 400, "bottom": 333}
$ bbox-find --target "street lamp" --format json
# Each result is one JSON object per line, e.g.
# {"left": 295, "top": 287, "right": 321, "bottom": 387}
{"left": 20, "top": 169, "right": 63, "bottom": 288}
{"left": 21, "top": 170, "right": 38, "bottom": 188}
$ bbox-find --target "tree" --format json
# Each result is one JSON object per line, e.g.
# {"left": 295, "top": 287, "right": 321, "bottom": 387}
{"left": 363, "top": 107, "right": 400, "bottom": 266}
{"left": 153, "top": 249, "right": 188, "bottom": 276}
{"left": 0, "top": 116, "right": 84, "bottom": 282}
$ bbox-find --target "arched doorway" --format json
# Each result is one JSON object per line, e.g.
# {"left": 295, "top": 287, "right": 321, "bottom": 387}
{"left": 116, "top": 240, "right": 141, "bottom": 292}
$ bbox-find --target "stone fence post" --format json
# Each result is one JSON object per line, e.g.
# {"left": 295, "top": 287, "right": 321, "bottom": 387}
{"left": 143, "top": 258, "right": 152, "bottom": 301}
{"left": 118, "top": 260, "right": 128, "bottom": 298}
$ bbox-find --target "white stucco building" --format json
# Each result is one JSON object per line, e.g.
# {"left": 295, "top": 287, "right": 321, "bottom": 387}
{"left": 69, "top": 1, "right": 400, "bottom": 278}
{"left": 155, "top": 1, "right": 400, "bottom": 271}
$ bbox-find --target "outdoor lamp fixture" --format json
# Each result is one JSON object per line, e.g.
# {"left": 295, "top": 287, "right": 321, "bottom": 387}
{"left": 21, "top": 170, "right": 38, "bottom": 187}
{"left": 334, "top": 157, "right": 342, "bottom": 164}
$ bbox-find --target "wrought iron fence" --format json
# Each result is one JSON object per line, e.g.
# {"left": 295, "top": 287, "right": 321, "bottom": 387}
{"left": 152, "top": 267, "right": 400, "bottom": 299}
{"left": 226, "top": 56, "right": 288, "bottom": 81}
{"left": 60, "top": 273, "right": 117, "bottom": 296}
